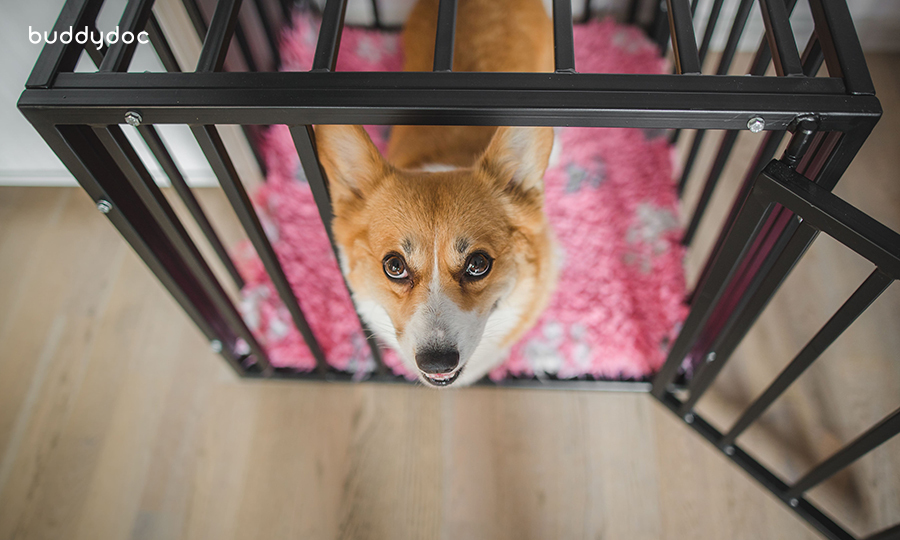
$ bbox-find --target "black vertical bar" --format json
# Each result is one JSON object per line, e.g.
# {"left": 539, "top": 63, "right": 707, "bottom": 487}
{"left": 715, "top": 0, "right": 754, "bottom": 75}
{"left": 720, "top": 270, "right": 892, "bottom": 447}
{"left": 552, "top": 0, "right": 576, "bottom": 73}
{"left": 650, "top": 0, "right": 671, "bottom": 52}
{"left": 196, "top": 0, "right": 243, "bottom": 72}
{"left": 183, "top": 0, "right": 209, "bottom": 36}
{"left": 789, "top": 407, "right": 900, "bottom": 497}
{"left": 682, "top": 130, "right": 739, "bottom": 246}
{"left": 99, "top": 0, "right": 154, "bottom": 72}
{"left": 83, "top": 26, "right": 108, "bottom": 68}
{"left": 807, "top": 0, "right": 875, "bottom": 95}
{"left": 666, "top": 0, "right": 701, "bottom": 74}
{"left": 94, "top": 125, "right": 271, "bottom": 373}
{"left": 652, "top": 182, "right": 775, "bottom": 397}
{"left": 677, "top": 130, "right": 704, "bottom": 196}
{"left": 137, "top": 125, "right": 246, "bottom": 290}
{"left": 370, "top": 0, "right": 382, "bottom": 29}
{"left": 687, "top": 27, "right": 827, "bottom": 302}
{"left": 312, "top": 0, "right": 348, "bottom": 72}
{"left": 26, "top": 0, "right": 104, "bottom": 88}
{"left": 253, "top": 0, "right": 282, "bottom": 68}
{"left": 433, "top": 0, "right": 458, "bottom": 72}
{"left": 192, "top": 125, "right": 328, "bottom": 372}
{"left": 678, "top": 216, "right": 815, "bottom": 415}
{"left": 86, "top": 14, "right": 245, "bottom": 292}
{"left": 681, "top": 124, "right": 877, "bottom": 412}
{"left": 669, "top": 0, "right": 725, "bottom": 143}
{"left": 801, "top": 33, "right": 825, "bottom": 77}
{"left": 582, "top": 0, "right": 593, "bottom": 23}
{"left": 146, "top": 14, "right": 181, "bottom": 72}
{"left": 627, "top": 0, "right": 641, "bottom": 25}
{"left": 758, "top": 0, "right": 803, "bottom": 76}
{"left": 697, "top": 0, "right": 725, "bottom": 66}
{"left": 290, "top": 125, "right": 387, "bottom": 375}
{"left": 232, "top": 21, "right": 259, "bottom": 72}
{"left": 32, "top": 119, "right": 249, "bottom": 375}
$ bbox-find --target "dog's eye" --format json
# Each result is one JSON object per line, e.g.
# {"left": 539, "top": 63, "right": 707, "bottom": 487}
{"left": 383, "top": 255, "right": 409, "bottom": 280}
{"left": 465, "top": 253, "right": 492, "bottom": 279}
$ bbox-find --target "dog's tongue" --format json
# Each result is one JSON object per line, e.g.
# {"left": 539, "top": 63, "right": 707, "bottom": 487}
{"left": 427, "top": 372, "right": 455, "bottom": 380}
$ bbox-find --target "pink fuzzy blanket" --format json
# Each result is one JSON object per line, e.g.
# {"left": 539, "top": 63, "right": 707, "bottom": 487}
{"left": 234, "top": 12, "right": 687, "bottom": 381}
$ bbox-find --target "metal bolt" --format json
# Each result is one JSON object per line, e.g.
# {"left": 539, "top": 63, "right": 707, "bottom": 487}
{"left": 96, "top": 199, "right": 112, "bottom": 214}
{"left": 789, "top": 498, "right": 799, "bottom": 508}
{"left": 210, "top": 339, "right": 223, "bottom": 353}
{"left": 705, "top": 351, "right": 717, "bottom": 363}
{"left": 684, "top": 413, "right": 695, "bottom": 424}
{"left": 747, "top": 116, "right": 766, "bottom": 133}
{"left": 124, "top": 110, "right": 142, "bottom": 127}
{"left": 724, "top": 445, "right": 735, "bottom": 456}
{"left": 234, "top": 339, "right": 251, "bottom": 356}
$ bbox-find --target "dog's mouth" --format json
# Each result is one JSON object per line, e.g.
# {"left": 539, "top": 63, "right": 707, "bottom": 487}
{"left": 421, "top": 369, "right": 462, "bottom": 387}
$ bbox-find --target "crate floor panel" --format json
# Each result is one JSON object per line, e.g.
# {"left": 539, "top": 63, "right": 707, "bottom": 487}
{"left": 233, "top": 13, "right": 687, "bottom": 381}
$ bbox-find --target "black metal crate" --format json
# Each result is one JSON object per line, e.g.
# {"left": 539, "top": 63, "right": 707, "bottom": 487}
{"left": 18, "top": 0, "right": 899, "bottom": 538}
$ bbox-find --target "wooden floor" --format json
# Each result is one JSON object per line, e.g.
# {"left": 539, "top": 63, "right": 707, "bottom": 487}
{"left": 1, "top": 54, "right": 898, "bottom": 540}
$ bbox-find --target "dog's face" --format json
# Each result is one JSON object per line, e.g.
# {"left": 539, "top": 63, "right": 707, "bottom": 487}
{"left": 316, "top": 125, "right": 554, "bottom": 386}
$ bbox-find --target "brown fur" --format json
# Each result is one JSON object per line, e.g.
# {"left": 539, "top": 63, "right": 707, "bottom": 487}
{"left": 314, "top": 0, "right": 556, "bottom": 384}
{"left": 387, "top": 0, "right": 553, "bottom": 169}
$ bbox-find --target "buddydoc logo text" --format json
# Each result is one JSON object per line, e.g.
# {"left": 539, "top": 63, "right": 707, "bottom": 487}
{"left": 29, "top": 26, "right": 149, "bottom": 46}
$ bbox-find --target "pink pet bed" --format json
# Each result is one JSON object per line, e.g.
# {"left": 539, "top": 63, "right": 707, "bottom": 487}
{"left": 233, "top": 12, "right": 687, "bottom": 381}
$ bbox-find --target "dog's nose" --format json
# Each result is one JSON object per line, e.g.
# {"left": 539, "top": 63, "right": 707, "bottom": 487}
{"left": 415, "top": 348, "right": 460, "bottom": 374}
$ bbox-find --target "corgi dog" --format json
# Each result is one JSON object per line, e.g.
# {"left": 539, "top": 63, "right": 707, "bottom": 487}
{"left": 315, "top": 0, "right": 557, "bottom": 387}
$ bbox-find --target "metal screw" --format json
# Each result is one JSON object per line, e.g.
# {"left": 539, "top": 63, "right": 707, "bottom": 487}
{"left": 124, "top": 110, "right": 142, "bottom": 127}
{"left": 705, "top": 351, "right": 717, "bottom": 363}
{"left": 234, "top": 339, "right": 251, "bottom": 356}
{"left": 684, "top": 413, "right": 695, "bottom": 424}
{"left": 747, "top": 116, "right": 765, "bottom": 133}
{"left": 724, "top": 445, "right": 735, "bottom": 456}
{"left": 210, "top": 339, "right": 223, "bottom": 353}
{"left": 789, "top": 498, "right": 799, "bottom": 508}
{"left": 96, "top": 199, "right": 112, "bottom": 214}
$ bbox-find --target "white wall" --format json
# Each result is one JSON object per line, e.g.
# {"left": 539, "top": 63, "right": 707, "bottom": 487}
{"left": 3, "top": 0, "right": 899, "bottom": 187}
{"left": 2, "top": 0, "right": 218, "bottom": 187}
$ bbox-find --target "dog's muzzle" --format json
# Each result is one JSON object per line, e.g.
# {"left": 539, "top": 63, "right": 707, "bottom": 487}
{"left": 416, "top": 347, "right": 461, "bottom": 386}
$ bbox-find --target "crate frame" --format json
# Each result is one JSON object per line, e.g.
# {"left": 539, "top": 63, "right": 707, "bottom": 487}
{"left": 18, "top": 0, "right": 898, "bottom": 538}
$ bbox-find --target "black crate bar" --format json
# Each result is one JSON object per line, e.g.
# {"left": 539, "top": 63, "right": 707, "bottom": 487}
{"left": 684, "top": 31, "right": 827, "bottom": 304}
{"left": 289, "top": 124, "right": 387, "bottom": 374}
{"left": 19, "top": 0, "right": 896, "bottom": 537}
{"left": 666, "top": 0, "right": 701, "bottom": 74}
{"left": 674, "top": 0, "right": 755, "bottom": 184}
{"left": 26, "top": 0, "right": 103, "bottom": 89}
{"left": 680, "top": 0, "right": 801, "bottom": 247}
{"left": 759, "top": 0, "right": 803, "bottom": 76}
{"left": 93, "top": 124, "right": 273, "bottom": 371}
{"left": 552, "top": 0, "right": 576, "bottom": 73}
{"left": 192, "top": 124, "right": 328, "bottom": 372}
{"left": 656, "top": 160, "right": 900, "bottom": 540}
{"left": 433, "top": 0, "right": 457, "bottom": 72}
{"left": 98, "top": 0, "right": 154, "bottom": 72}
{"left": 196, "top": 0, "right": 243, "bottom": 72}
{"left": 719, "top": 269, "right": 893, "bottom": 448}
{"left": 137, "top": 124, "right": 246, "bottom": 290}
{"left": 196, "top": 0, "right": 330, "bottom": 371}
{"left": 312, "top": 0, "right": 348, "bottom": 72}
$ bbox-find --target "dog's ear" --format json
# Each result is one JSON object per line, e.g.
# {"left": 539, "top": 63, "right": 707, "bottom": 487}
{"left": 315, "top": 125, "right": 390, "bottom": 204}
{"left": 477, "top": 127, "right": 554, "bottom": 193}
